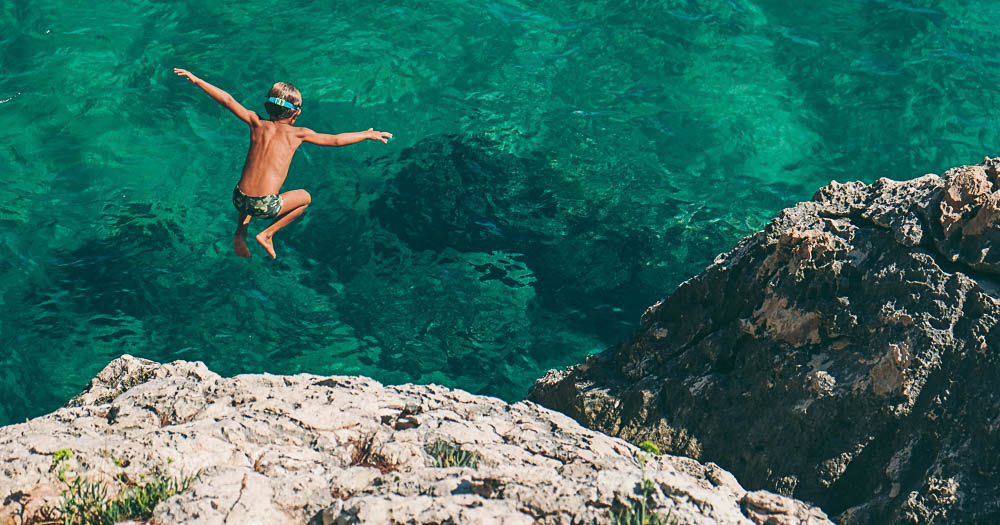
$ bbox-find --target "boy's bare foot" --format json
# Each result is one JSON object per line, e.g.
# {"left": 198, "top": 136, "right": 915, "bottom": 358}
{"left": 256, "top": 232, "right": 276, "bottom": 259}
{"left": 234, "top": 232, "right": 251, "bottom": 258}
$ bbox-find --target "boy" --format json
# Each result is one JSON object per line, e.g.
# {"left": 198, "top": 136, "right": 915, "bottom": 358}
{"left": 173, "top": 68, "right": 392, "bottom": 259}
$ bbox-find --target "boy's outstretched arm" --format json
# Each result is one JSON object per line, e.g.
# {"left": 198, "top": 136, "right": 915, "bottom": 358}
{"left": 298, "top": 128, "right": 392, "bottom": 147}
{"left": 173, "top": 68, "right": 260, "bottom": 126}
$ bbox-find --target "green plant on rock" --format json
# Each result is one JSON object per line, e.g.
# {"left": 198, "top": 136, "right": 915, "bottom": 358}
{"left": 52, "top": 449, "right": 74, "bottom": 464}
{"left": 56, "top": 470, "right": 201, "bottom": 525}
{"left": 637, "top": 441, "right": 660, "bottom": 455}
{"left": 609, "top": 480, "right": 676, "bottom": 525}
{"left": 59, "top": 476, "right": 115, "bottom": 525}
{"left": 608, "top": 441, "right": 677, "bottom": 525}
{"left": 111, "top": 471, "right": 199, "bottom": 519}
{"left": 50, "top": 449, "right": 74, "bottom": 483}
{"left": 426, "top": 440, "right": 479, "bottom": 468}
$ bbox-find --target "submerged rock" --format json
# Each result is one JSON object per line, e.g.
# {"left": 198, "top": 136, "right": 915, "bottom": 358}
{"left": 529, "top": 158, "right": 1000, "bottom": 523}
{"left": 0, "top": 355, "right": 829, "bottom": 524}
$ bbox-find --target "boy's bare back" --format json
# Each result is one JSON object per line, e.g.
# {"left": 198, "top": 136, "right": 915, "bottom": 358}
{"left": 239, "top": 119, "right": 305, "bottom": 196}
{"left": 173, "top": 68, "right": 391, "bottom": 259}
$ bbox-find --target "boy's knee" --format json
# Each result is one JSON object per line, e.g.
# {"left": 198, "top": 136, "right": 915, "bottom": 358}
{"left": 303, "top": 191, "right": 312, "bottom": 205}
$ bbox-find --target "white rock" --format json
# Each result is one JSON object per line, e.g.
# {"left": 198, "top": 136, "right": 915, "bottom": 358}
{"left": 0, "top": 355, "right": 832, "bottom": 524}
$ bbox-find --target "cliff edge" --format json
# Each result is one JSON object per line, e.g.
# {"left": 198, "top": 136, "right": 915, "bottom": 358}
{"left": 0, "top": 355, "right": 829, "bottom": 524}
{"left": 530, "top": 159, "right": 1000, "bottom": 523}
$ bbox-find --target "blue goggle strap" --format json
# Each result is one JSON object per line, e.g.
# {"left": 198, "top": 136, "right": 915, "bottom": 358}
{"left": 266, "top": 96, "right": 301, "bottom": 111}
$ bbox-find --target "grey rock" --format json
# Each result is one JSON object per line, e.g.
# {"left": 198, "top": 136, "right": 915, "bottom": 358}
{"left": 529, "top": 158, "right": 1000, "bottom": 523}
{"left": 0, "top": 355, "right": 829, "bottom": 525}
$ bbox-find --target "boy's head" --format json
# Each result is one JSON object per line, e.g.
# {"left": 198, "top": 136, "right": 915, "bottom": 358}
{"left": 264, "top": 82, "right": 302, "bottom": 120}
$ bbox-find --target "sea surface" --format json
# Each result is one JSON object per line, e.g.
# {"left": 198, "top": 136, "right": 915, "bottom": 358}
{"left": 3, "top": 0, "right": 1000, "bottom": 425}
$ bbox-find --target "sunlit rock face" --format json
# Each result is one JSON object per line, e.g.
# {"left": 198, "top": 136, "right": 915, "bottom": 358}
{"left": 0, "top": 355, "right": 831, "bottom": 525}
{"left": 531, "top": 159, "right": 1000, "bottom": 524}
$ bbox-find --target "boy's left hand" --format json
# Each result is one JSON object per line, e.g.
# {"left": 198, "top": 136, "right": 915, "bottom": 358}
{"left": 173, "top": 68, "right": 200, "bottom": 84}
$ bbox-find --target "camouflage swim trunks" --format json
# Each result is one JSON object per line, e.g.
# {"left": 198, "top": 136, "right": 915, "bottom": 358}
{"left": 232, "top": 185, "right": 283, "bottom": 220}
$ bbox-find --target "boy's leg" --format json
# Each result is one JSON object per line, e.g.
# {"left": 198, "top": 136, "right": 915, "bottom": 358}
{"left": 234, "top": 213, "right": 251, "bottom": 258}
{"left": 255, "top": 189, "right": 311, "bottom": 259}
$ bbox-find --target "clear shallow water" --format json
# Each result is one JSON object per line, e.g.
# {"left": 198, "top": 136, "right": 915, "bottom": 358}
{"left": 3, "top": 0, "right": 1000, "bottom": 425}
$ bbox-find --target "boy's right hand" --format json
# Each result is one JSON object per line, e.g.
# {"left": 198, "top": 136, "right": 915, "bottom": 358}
{"left": 367, "top": 128, "right": 393, "bottom": 144}
{"left": 173, "top": 68, "right": 200, "bottom": 84}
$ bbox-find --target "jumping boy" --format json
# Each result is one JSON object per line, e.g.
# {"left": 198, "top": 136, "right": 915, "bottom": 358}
{"left": 173, "top": 68, "right": 392, "bottom": 259}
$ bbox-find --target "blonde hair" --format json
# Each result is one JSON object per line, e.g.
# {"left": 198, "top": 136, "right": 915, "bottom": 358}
{"left": 264, "top": 82, "right": 302, "bottom": 119}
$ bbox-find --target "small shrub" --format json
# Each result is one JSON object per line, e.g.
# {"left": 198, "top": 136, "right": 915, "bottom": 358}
{"left": 637, "top": 441, "right": 661, "bottom": 455}
{"left": 608, "top": 442, "right": 676, "bottom": 525}
{"left": 609, "top": 473, "right": 677, "bottom": 525}
{"left": 50, "top": 449, "right": 74, "bottom": 482}
{"left": 609, "top": 503, "right": 675, "bottom": 525}
{"left": 59, "top": 477, "right": 116, "bottom": 525}
{"left": 350, "top": 433, "right": 398, "bottom": 474}
{"left": 426, "top": 440, "right": 478, "bottom": 468}
{"left": 52, "top": 449, "right": 74, "bottom": 464}
{"left": 54, "top": 470, "right": 200, "bottom": 525}
{"left": 111, "top": 471, "right": 199, "bottom": 519}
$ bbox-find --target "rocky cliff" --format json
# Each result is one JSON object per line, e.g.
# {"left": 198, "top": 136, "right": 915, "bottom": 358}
{"left": 530, "top": 159, "right": 1000, "bottom": 524}
{"left": 0, "top": 355, "right": 830, "bottom": 524}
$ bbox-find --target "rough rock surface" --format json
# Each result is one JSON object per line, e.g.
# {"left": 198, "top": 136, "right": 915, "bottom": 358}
{"left": 0, "top": 355, "right": 830, "bottom": 525}
{"left": 529, "top": 158, "right": 1000, "bottom": 524}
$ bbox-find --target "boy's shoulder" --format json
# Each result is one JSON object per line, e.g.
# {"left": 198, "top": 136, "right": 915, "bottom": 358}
{"left": 252, "top": 119, "right": 313, "bottom": 140}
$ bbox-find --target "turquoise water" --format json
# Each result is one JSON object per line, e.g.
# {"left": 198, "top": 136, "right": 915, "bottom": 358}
{"left": 3, "top": 0, "right": 1000, "bottom": 425}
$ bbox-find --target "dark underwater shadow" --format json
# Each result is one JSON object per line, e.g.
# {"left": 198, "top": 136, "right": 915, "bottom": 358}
{"left": 280, "top": 134, "right": 759, "bottom": 399}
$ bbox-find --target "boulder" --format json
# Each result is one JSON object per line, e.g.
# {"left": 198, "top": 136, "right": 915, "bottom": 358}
{"left": 0, "top": 355, "right": 829, "bottom": 524}
{"left": 530, "top": 158, "right": 1000, "bottom": 524}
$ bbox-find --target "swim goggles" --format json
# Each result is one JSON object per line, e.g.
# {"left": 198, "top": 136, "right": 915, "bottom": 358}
{"left": 266, "top": 96, "right": 301, "bottom": 111}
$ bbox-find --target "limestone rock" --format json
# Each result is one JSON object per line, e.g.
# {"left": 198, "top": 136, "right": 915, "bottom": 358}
{"left": 0, "top": 355, "right": 829, "bottom": 525}
{"left": 530, "top": 158, "right": 1000, "bottom": 524}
